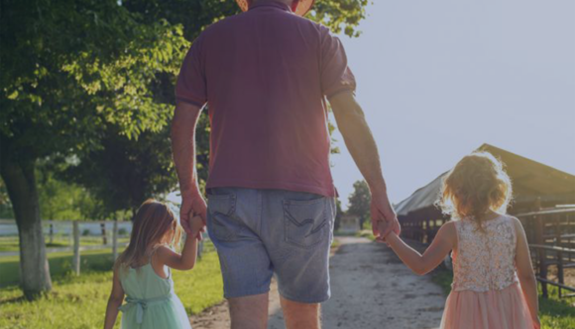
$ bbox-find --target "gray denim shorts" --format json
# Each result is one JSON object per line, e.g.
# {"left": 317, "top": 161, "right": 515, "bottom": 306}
{"left": 206, "top": 187, "right": 335, "bottom": 303}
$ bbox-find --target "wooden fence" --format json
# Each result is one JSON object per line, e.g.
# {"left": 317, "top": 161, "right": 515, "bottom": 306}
{"left": 0, "top": 220, "right": 126, "bottom": 275}
{"left": 0, "top": 219, "right": 208, "bottom": 275}
{"left": 517, "top": 208, "right": 575, "bottom": 298}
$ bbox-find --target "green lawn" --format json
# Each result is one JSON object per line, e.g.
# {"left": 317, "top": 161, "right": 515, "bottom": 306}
{"left": 0, "top": 250, "right": 223, "bottom": 329}
{"left": 355, "top": 229, "right": 376, "bottom": 241}
{"left": 432, "top": 270, "right": 575, "bottom": 329}
{"left": 0, "top": 236, "right": 130, "bottom": 252}
{"left": 1, "top": 248, "right": 120, "bottom": 287}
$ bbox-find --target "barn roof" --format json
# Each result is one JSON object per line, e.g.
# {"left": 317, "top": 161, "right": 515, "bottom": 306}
{"left": 394, "top": 144, "right": 575, "bottom": 217}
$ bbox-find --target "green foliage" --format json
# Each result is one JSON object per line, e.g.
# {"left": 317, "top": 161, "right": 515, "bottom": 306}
{"left": 123, "top": 0, "right": 369, "bottom": 40}
{"left": 348, "top": 180, "right": 371, "bottom": 229}
{"left": 0, "top": 251, "right": 224, "bottom": 328}
{"left": 1, "top": 0, "right": 188, "bottom": 162}
{"left": 0, "top": 180, "right": 12, "bottom": 218}
{"left": 64, "top": 126, "right": 178, "bottom": 217}
{"left": 310, "top": 0, "right": 369, "bottom": 37}
{"left": 36, "top": 162, "right": 98, "bottom": 220}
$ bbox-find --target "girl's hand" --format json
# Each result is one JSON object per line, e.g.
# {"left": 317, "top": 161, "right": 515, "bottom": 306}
{"left": 188, "top": 215, "right": 205, "bottom": 240}
{"left": 533, "top": 316, "right": 541, "bottom": 329}
{"left": 375, "top": 220, "right": 393, "bottom": 245}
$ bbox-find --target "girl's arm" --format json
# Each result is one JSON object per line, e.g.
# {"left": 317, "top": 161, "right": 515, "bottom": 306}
{"left": 513, "top": 217, "right": 540, "bottom": 328}
{"left": 156, "top": 216, "right": 204, "bottom": 271}
{"left": 380, "top": 221, "right": 457, "bottom": 275}
{"left": 104, "top": 267, "right": 125, "bottom": 329}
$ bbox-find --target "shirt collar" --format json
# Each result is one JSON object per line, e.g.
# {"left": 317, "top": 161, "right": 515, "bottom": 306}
{"left": 249, "top": 1, "right": 293, "bottom": 13}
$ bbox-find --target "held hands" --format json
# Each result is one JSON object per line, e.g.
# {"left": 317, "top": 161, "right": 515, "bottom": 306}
{"left": 370, "top": 191, "right": 400, "bottom": 240}
{"left": 180, "top": 192, "right": 207, "bottom": 240}
{"left": 376, "top": 220, "right": 395, "bottom": 244}
{"left": 188, "top": 215, "right": 205, "bottom": 240}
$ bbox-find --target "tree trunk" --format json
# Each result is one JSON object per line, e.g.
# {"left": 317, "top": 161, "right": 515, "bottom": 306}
{"left": 0, "top": 155, "right": 52, "bottom": 300}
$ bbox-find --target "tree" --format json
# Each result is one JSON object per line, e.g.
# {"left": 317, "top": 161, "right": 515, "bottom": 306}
{"left": 348, "top": 180, "right": 371, "bottom": 229}
{"left": 0, "top": 0, "right": 187, "bottom": 299}
{"left": 1, "top": 0, "right": 368, "bottom": 299}
{"left": 334, "top": 197, "right": 344, "bottom": 231}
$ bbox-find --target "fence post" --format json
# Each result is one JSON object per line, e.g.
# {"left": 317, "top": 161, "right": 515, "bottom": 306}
{"left": 558, "top": 250, "right": 564, "bottom": 298}
{"left": 49, "top": 222, "right": 54, "bottom": 244}
{"left": 533, "top": 198, "right": 548, "bottom": 298}
{"left": 197, "top": 234, "right": 204, "bottom": 261}
{"left": 101, "top": 222, "right": 108, "bottom": 245}
{"left": 112, "top": 220, "right": 119, "bottom": 261}
{"left": 73, "top": 221, "right": 80, "bottom": 275}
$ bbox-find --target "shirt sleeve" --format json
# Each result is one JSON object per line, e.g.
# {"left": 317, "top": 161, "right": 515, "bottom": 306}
{"left": 320, "top": 30, "right": 356, "bottom": 100}
{"left": 175, "top": 36, "right": 207, "bottom": 107}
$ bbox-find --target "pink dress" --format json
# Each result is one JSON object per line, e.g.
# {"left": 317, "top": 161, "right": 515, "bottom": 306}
{"left": 440, "top": 215, "right": 535, "bottom": 329}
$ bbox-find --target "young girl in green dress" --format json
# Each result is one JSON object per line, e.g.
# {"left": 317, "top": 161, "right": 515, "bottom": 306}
{"left": 104, "top": 199, "right": 204, "bottom": 329}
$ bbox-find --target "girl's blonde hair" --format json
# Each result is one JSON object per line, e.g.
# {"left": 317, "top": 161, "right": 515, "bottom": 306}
{"left": 437, "top": 152, "right": 512, "bottom": 228}
{"left": 115, "top": 199, "right": 181, "bottom": 271}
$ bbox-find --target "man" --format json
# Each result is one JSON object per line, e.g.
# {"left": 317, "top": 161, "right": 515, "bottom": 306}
{"left": 171, "top": 0, "right": 400, "bottom": 328}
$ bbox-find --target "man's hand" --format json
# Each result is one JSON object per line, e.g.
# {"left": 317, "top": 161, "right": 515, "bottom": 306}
{"left": 180, "top": 193, "right": 207, "bottom": 240}
{"left": 188, "top": 214, "right": 205, "bottom": 239}
{"left": 370, "top": 191, "right": 400, "bottom": 239}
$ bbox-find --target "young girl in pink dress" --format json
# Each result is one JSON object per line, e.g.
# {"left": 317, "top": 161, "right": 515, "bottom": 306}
{"left": 381, "top": 152, "right": 540, "bottom": 329}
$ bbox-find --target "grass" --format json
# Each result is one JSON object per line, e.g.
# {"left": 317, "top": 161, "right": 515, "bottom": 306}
{"left": 0, "top": 236, "right": 130, "bottom": 252}
{"left": 0, "top": 248, "right": 119, "bottom": 287}
{"left": 0, "top": 250, "right": 223, "bottom": 329}
{"left": 432, "top": 270, "right": 575, "bottom": 329}
{"left": 355, "top": 229, "right": 375, "bottom": 241}
{"left": 330, "top": 238, "right": 341, "bottom": 249}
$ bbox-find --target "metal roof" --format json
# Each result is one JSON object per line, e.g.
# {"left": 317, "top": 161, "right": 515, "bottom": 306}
{"left": 394, "top": 144, "right": 575, "bottom": 217}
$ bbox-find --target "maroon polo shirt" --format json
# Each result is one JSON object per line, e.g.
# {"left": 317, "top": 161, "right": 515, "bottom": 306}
{"left": 176, "top": 1, "right": 356, "bottom": 197}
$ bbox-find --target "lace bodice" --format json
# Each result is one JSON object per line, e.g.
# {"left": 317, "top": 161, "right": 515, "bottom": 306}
{"left": 452, "top": 214, "right": 519, "bottom": 292}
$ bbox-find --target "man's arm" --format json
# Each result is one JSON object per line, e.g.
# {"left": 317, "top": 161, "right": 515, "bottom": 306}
{"left": 171, "top": 101, "right": 207, "bottom": 237}
{"left": 329, "top": 91, "right": 400, "bottom": 237}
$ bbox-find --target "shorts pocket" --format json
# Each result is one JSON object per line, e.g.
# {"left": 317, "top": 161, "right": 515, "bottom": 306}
{"left": 283, "top": 197, "right": 328, "bottom": 248}
{"left": 207, "top": 193, "right": 238, "bottom": 241}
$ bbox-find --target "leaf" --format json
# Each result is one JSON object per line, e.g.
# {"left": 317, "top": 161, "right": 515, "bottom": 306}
{"left": 7, "top": 90, "right": 19, "bottom": 100}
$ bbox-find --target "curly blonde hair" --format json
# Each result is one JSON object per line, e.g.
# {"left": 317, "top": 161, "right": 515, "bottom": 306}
{"left": 437, "top": 152, "right": 512, "bottom": 229}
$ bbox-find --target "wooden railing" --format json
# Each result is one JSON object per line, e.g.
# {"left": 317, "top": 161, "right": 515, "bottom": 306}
{"left": 0, "top": 219, "right": 209, "bottom": 274}
{"left": 517, "top": 208, "right": 575, "bottom": 299}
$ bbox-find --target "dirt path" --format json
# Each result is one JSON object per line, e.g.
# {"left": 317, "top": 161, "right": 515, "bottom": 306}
{"left": 191, "top": 237, "right": 446, "bottom": 329}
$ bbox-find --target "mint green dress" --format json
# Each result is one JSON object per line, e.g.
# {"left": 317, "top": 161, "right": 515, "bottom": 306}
{"left": 119, "top": 262, "right": 192, "bottom": 329}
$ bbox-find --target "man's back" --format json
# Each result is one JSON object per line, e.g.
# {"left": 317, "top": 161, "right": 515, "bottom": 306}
{"left": 176, "top": 1, "right": 355, "bottom": 197}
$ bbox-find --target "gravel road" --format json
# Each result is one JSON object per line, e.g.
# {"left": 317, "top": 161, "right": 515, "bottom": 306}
{"left": 191, "top": 236, "right": 446, "bottom": 329}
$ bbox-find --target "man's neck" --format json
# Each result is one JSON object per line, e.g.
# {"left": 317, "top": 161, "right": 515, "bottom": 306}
{"left": 254, "top": 0, "right": 292, "bottom": 5}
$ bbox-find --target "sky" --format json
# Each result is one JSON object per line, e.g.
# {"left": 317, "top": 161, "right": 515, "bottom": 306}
{"left": 330, "top": 0, "right": 575, "bottom": 209}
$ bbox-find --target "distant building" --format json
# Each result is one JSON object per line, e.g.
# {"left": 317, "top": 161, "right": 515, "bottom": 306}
{"left": 339, "top": 214, "right": 360, "bottom": 233}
